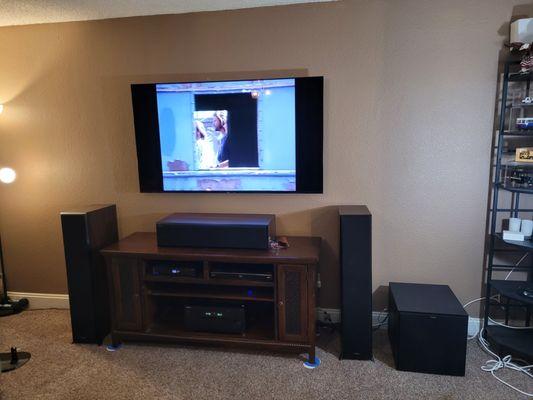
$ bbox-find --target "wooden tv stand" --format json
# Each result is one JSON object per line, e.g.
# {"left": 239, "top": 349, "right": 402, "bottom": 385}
{"left": 101, "top": 232, "right": 321, "bottom": 363}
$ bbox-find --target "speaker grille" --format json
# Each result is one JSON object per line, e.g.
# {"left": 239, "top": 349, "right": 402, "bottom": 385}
{"left": 284, "top": 270, "right": 302, "bottom": 335}
{"left": 118, "top": 263, "right": 136, "bottom": 323}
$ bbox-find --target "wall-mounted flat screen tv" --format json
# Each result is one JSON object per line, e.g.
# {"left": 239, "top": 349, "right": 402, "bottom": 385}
{"left": 131, "top": 76, "right": 323, "bottom": 193}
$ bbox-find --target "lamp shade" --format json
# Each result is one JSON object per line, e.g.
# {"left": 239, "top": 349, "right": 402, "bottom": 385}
{"left": 0, "top": 167, "right": 16, "bottom": 184}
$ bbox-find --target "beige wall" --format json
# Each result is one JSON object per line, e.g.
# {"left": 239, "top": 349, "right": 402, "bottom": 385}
{"left": 0, "top": 0, "right": 527, "bottom": 312}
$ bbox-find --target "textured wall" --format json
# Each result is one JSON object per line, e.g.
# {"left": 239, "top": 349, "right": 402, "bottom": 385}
{"left": 0, "top": 0, "right": 526, "bottom": 312}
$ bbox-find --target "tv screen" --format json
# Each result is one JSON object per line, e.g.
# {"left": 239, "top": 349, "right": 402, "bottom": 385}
{"left": 131, "top": 77, "right": 323, "bottom": 193}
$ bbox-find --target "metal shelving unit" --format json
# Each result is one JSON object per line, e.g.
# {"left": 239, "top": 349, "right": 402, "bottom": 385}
{"left": 485, "top": 60, "right": 533, "bottom": 362}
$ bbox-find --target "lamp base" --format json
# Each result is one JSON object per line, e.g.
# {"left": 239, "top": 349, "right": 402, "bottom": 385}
{"left": 0, "top": 298, "right": 29, "bottom": 317}
{"left": 0, "top": 348, "right": 31, "bottom": 372}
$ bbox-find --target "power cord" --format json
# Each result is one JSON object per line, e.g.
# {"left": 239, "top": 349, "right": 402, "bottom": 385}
{"left": 372, "top": 309, "right": 388, "bottom": 330}
{"left": 463, "top": 251, "right": 528, "bottom": 339}
{"left": 463, "top": 292, "right": 533, "bottom": 396}
{"left": 477, "top": 327, "right": 533, "bottom": 397}
{"left": 463, "top": 295, "right": 499, "bottom": 340}
{"left": 504, "top": 252, "right": 528, "bottom": 281}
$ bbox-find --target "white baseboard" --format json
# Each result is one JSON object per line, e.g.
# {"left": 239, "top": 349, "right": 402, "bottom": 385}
{"left": 7, "top": 291, "right": 70, "bottom": 310}
{"left": 468, "top": 316, "right": 482, "bottom": 337}
{"left": 317, "top": 307, "right": 482, "bottom": 337}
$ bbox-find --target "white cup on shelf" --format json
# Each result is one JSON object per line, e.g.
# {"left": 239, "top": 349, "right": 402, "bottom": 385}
{"left": 509, "top": 217, "right": 522, "bottom": 232}
{"left": 521, "top": 220, "right": 533, "bottom": 237}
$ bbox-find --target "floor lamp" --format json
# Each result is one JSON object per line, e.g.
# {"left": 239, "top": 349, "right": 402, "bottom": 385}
{"left": 0, "top": 166, "right": 31, "bottom": 372}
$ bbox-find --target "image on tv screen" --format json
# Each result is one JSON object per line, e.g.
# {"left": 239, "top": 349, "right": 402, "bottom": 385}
{"left": 156, "top": 79, "right": 296, "bottom": 192}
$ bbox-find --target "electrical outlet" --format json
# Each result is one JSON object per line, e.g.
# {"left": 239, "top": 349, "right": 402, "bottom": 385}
{"left": 323, "top": 310, "right": 333, "bottom": 324}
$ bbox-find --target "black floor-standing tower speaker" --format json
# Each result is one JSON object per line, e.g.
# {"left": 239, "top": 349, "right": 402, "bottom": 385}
{"left": 61, "top": 205, "right": 118, "bottom": 344}
{"left": 339, "top": 206, "right": 372, "bottom": 360}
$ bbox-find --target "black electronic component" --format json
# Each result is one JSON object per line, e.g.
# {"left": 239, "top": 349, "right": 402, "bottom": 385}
{"left": 184, "top": 304, "right": 245, "bottom": 334}
{"left": 339, "top": 206, "right": 372, "bottom": 360}
{"left": 131, "top": 77, "right": 323, "bottom": 194}
{"left": 388, "top": 282, "right": 468, "bottom": 376}
{"left": 209, "top": 271, "right": 273, "bottom": 282}
{"left": 60, "top": 205, "right": 118, "bottom": 344}
{"left": 156, "top": 213, "right": 275, "bottom": 250}
{"left": 150, "top": 263, "right": 200, "bottom": 278}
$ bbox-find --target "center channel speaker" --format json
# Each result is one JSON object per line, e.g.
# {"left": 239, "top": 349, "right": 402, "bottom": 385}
{"left": 156, "top": 213, "right": 275, "bottom": 249}
{"left": 339, "top": 205, "right": 372, "bottom": 360}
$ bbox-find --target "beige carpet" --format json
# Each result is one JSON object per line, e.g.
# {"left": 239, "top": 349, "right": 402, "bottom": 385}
{"left": 0, "top": 310, "right": 531, "bottom": 400}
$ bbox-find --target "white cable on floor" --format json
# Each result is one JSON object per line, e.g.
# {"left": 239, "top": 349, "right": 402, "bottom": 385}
{"left": 462, "top": 294, "right": 533, "bottom": 396}
{"left": 477, "top": 327, "right": 533, "bottom": 397}
{"left": 372, "top": 308, "right": 388, "bottom": 329}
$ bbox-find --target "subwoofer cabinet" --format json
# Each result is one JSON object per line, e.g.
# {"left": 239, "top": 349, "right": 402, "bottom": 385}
{"left": 100, "top": 233, "right": 321, "bottom": 363}
{"left": 339, "top": 206, "right": 372, "bottom": 360}
{"left": 61, "top": 205, "right": 118, "bottom": 344}
{"left": 388, "top": 282, "right": 468, "bottom": 376}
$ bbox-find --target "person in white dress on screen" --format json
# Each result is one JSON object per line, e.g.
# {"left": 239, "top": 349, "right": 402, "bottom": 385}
{"left": 195, "top": 120, "right": 218, "bottom": 169}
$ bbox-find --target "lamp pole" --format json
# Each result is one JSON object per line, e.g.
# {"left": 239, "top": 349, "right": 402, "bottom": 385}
{"left": 0, "top": 166, "right": 15, "bottom": 304}
{"left": 0, "top": 166, "right": 28, "bottom": 314}
{"left": 0, "top": 233, "right": 8, "bottom": 304}
{"left": 0, "top": 111, "right": 32, "bottom": 372}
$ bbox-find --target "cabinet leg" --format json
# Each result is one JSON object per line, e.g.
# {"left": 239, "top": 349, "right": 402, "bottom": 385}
{"left": 309, "top": 348, "right": 316, "bottom": 364}
{"left": 303, "top": 347, "right": 321, "bottom": 369}
{"left": 106, "top": 335, "right": 122, "bottom": 352}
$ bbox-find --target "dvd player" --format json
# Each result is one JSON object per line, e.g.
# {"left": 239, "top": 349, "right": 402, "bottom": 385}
{"left": 210, "top": 271, "right": 273, "bottom": 282}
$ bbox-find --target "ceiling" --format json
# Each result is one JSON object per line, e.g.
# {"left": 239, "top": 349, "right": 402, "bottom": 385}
{"left": 0, "top": 0, "right": 337, "bottom": 27}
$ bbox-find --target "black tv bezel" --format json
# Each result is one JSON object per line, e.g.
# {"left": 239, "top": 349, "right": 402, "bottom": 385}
{"left": 131, "top": 76, "right": 323, "bottom": 194}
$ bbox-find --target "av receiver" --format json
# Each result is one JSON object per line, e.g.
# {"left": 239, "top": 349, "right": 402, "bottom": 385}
{"left": 184, "top": 304, "right": 245, "bottom": 334}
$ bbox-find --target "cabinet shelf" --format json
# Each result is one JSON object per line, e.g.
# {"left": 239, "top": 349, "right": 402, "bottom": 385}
{"left": 506, "top": 103, "right": 533, "bottom": 109}
{"left": 490, "top": 280, "right": 533, "bottom": 306}
{"left": 485, "top": 326, "right": 533, "bottom": 361}
{"left": 495, "top": 183, "right": 533, "bottom": 195}
{"left": 509, "top": 72, "right": 532, "bottom": 82}
{"left": 144, "top": 274, "right": 274, "bottom": 287}
{"left": 146, "top": 322, "right": 274, "bottom": 342}
{"left": 147, "top": 301, "right": 275, "bottom": 341}
{"left": 500, "top": 162, "right": 533, "bottom": 168}
{"left": 501, "top": 130, "right": 533, "bottom": 137}
{"left": 494, "top": 233, "right": 533, "bottom": 251}
{"left": 146, "top": 286, "right": 275, "bottom": 302}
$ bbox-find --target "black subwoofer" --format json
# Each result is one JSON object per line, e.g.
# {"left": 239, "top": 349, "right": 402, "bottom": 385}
{"left": 388, "top": 282, "right": 468, "bottom": 376}
{"left": 61, "top": 205, "right": 118, "bottom": 344}
{"left": 339, "top": 205, "right": 372, "bottom": 360}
